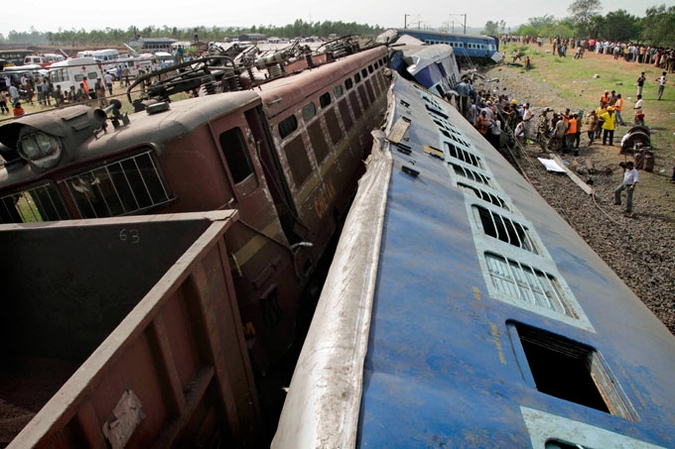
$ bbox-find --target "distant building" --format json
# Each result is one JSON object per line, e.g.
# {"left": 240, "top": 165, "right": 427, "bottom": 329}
{"left": 238, "top": 33, "right": 266, "bottom": 42}
{"left": 128, "top": 38, "right": 178, "bottom": 52}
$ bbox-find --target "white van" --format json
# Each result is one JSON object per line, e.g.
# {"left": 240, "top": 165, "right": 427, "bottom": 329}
{"left": 48, "top": 57, "right": 105, "bottom": 95}
{"left": 23, "top": 54, "right": 65, "bottom": 68}
{"left": 91, "top": 49, "right": 120, "bottom": 63}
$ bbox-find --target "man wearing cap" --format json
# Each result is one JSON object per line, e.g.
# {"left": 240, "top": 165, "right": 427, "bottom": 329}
{"left": 614, "top": 161, "right": 638, "bottom": 217}
{"left": 600, "top": 106, "right": 616, "bottom": 146}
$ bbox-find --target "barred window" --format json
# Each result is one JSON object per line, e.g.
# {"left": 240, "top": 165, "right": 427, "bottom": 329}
{"left": 0, "top": 183, "right": 68, "bottom": 223}
{"left": 458, "top": 183, "right": 508, "bottom": 210}
{"left": 449, "top": 163, "right": 491, "bottom": 186}
{"left": 64, "top": 150, "right": 172, "bottom": 219}
{"left": 473, "top": 205, "right": 537, "bottom": 253}
{"left": 485, "top": 252, "right": 575, "bottom": 318}
{"left": 445, "top": 142, "right": 482, "bottom": 168}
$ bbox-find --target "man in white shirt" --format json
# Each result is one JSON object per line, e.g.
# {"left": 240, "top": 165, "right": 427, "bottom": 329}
{"left": 633, "top": 94, "right": 644, "bottom": 125}
{"left": 104, "top": 72, "right": 114, "bottom": 96}
{"left": 656, "top": 72, "right": 666, "bottom": 100}
{"left": 614, "top": 161, "right": 639, "bottom": 216}
{"left": 521, "top": 103, "right": 534, "bottom": 139}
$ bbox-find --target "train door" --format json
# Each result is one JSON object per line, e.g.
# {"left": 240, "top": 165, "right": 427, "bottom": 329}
{"left": 243, "top": 106, "right": 302, "bottom": 245}
{"left": 206, "top": 104, "right": 307, "bottom": 372}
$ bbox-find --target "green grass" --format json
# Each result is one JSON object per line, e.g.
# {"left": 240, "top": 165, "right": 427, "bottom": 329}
{"left": 501, "top": 42, "right": 675, "bottom": 162}
{"left": 498, "top": 42, "right": 675, "bottom": 223}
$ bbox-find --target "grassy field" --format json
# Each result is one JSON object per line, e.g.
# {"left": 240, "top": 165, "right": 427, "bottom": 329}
{"left": 501, "top": 41, "right": 675, "bottom": 162}
{"left": 497, "top": 42, "right": 675, "bottom": 223}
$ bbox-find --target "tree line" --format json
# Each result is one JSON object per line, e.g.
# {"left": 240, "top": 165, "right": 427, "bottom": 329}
{"left": 4, "top": 3, "right": 674, "bottom": 49}
{"left": 484, "top": 2, "right": 675, "bottom": 47}
{"left": 0, "top": 20, "right": 383, "bottom": 46}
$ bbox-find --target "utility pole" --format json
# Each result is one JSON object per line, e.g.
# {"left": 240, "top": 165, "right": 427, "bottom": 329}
{"left": 448, "top": 13, "right": 467, "bottom": 34}
{"left": 404, "top": 14, "right": 412, "bottom": 29}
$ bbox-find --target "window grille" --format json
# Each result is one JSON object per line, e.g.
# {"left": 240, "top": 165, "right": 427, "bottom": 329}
{"left": 485, "top": 252, "right": 575, "bottom": 318}
{"left": 458, "top": 183, "right": 507, "bottom": 210}
{"left": 0, "top": 183, "right": 68, "bottom": 223}
{"left": 473, "top": 205, "right": 537, "bottom": 253}
{"left": 449, "top": 163, "right": 491, "bottom": 186}
{"left": 445, "top": 142, "right": 482, "bottom": 168}
{"left": 64, "top": 150, "right": 172, "bottom": 219}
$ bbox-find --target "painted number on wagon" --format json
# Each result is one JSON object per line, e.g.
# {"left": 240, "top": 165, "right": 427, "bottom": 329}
{"left": 119, "top": 228, "right": 140, "bottom": 244}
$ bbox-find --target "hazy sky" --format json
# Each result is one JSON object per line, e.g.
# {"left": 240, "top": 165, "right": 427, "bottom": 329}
{"left": 1, "top": 0, "right": 671, "bottom": 37}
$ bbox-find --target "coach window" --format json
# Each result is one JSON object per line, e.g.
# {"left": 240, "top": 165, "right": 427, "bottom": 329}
{"left": 334, "top": 85, "right": 344, "bottom": 98}
{"left": 368, "top": 65, "right": 374, "bottom": 74}
{"left": 279, "top": 114, "right": 298, "bottom": 139}
{"left": 361, "top": 68, "right": 368, "bottom": 78}
{"left": 302, "top": 102, "right": 316, "bottom": 122}
{"left": 507, "top": 321, "right": 636, "bottom": 420}
{"left": 219, "top": 127, "right": 255, "bottom": 185}
{"left": 345, "top": 78, "right": 353, "bottom": 90}
{"left": 354, "top": 72, "right": 361, "bottom": 83}
{"left": 319, "top": 92, "right": 331, "bottom": 108}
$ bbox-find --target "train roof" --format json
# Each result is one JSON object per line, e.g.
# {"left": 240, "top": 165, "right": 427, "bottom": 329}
{"left": 0, "top": 91, "right": 260, "bottom": 183}
{"left": 256, "top": 45, "right": 387, "bottom": 119}
{"left": 273, "top": 74, "right": 675, "bottom": 447}
{"left": 397, "top": 28, "right": 497, "bottom": 40}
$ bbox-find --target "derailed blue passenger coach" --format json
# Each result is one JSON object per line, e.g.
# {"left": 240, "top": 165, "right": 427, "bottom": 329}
{"left": 273, "top": 73, "right": 675, "bottom": 447}
{"left": 398, "top": 28, "right": 501, "bottom": 63}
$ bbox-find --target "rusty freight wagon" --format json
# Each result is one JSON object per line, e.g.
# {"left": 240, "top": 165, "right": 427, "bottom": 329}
{"left": 1, "top": 211, "right": 262, "bottom": 447}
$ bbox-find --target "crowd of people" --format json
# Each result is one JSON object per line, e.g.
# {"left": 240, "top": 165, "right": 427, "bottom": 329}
{"left": 502, "top": 34, "right": 675, "bottom": 72}
{"left": 1, "top": 72, "right": 115, "bottom": 117}
{"left": 461, "top": 44, "right": 669, "bottom": 218}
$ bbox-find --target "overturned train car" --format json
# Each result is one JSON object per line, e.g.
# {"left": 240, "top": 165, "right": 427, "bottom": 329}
{"left": 273, "top": 74, "right": 675, "bottom": 447}
{"left": 0, "top": 43, "right": 390, "bottom": 446}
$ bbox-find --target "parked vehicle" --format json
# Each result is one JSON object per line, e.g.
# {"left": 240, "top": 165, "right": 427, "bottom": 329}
{"left": 23, "top": 53, "right": 66, "bottom": 68}
{"left": 48, "top": 57, "right": 106, "bottom": 95}
{"left": 0, "top": 66, "right": 46, "bottom": 91}
{"left": 105, "top": 56, "right": 152, "bottom": 80}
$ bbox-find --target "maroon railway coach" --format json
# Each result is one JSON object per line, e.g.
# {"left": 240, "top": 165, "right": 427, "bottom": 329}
{"left": 0, "top": 43, "right": 389, "bottom": 399}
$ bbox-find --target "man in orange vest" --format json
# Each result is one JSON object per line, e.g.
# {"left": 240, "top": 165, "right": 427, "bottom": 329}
{"left": 614, "top": 93, "right": 627, "bottom": 126}
{"left": 565, "top": 113, "right": 577, "bottom": 152}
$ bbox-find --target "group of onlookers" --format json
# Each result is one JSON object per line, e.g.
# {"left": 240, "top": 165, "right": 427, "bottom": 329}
{"left": 2, "top": 72, "right": 111, "bottom": 117}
